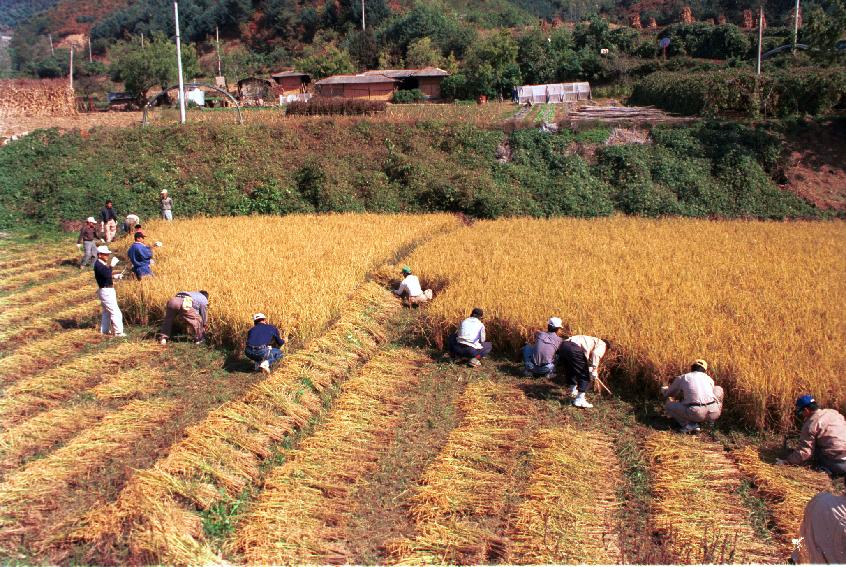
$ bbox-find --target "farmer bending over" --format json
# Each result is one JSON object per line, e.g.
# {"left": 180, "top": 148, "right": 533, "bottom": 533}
{"left": 559, "top": 335, "right": 610, "bottom": 409}
{"left": 661, "top": 359, "right": 723, "bottom": 433}
{"left": 159, "top": 290, "right": 209, "bottom": 345}
{"left": 777, "top": 395, "right": 846, "bottom": 478}
{"left": 522, "top": 317, "right": 564, "bottom": 378}
{"left": 393, "top": 265, "right": 433, "bottom": 306}
{"left": 447, "top": 307, "right": 492, "bottom": 368}
{"left": 244, "top": 313, "right": 286, "bottom": 374}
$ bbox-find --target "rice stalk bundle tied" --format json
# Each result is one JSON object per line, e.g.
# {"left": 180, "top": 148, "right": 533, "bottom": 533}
{"left": 0, "top": 399, "right": 179, "bottom": 553}
{"left": 732, "top": 446, "right": 832, "bottom": 544}
{"left": 0, "top": 342, "right": 159, "bottom": 427}
{"left": 0, "top": 267, "right": 68, "bottom": 292}
{"left": 234, "top": 348, "right": 428, "bottom": 564}
{"left": 0, "top": 286, "right": 94, "bottom": 328}
{"left": 0, "top": 403, "right": 106, "bottom": 473}
{"left": 0, "top": 273, "right": 89, "bottom": 307}
{"left": 0, "top": 329, "right": 104, "bottom": 383}
{"left": 76, "top": 284, "right": 398, "bottom": 565}
{"left": 91, "top": 366, "right": 167, "bottom": 400}
{"left": 507, "top": 427, "right": 622, "bottom": 564}
{"left": 0, "top": 300, "right": 100, "bottom": 347}
{"left": 645, "top": 432, "right": 780, "bottom": 564}
{"left": 391, "top": 381, "right": 531, "bottom": 565}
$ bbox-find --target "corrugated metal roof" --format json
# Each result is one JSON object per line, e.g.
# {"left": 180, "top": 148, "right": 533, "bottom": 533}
{"left": 271, "top": 70, "right": 310, "bottom": 78}
{"left": 314, "top": 74, "right": 398, "bottom": 85}
{"left": 362, "top": 67, "right": 449, "bottom": 79}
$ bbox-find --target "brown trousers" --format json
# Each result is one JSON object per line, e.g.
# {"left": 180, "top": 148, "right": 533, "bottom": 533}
{"left": 159, "top": 296, "right": 204, "bottom": 340}
{"left": 665, "top": 386, "right": 724, "bottom": 426}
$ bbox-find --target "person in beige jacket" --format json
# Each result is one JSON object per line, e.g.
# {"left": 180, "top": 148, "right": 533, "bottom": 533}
{"left": 661, "top": 359, "right": 724, "bottom": 433}
{"left": 791, "top": 483, "right": 846, "bottom": 564}
{"left": 778, "top": 395, "right": 846, "bottom": 478}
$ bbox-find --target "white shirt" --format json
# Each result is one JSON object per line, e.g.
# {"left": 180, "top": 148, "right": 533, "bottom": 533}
{"left": 395, "top": 274, "right": 423, "bottom": 297}
{"left": 664, "top": 371, "right": 717, "bottom": 405}
{"left": 566, "top": 335, "right": 607, "bottom": 379}
{"left": 457, "top": 316, "right": 485, "bottom": 349}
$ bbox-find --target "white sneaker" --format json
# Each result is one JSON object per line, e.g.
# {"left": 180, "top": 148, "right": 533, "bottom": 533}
{"left": 569, "top": 386, "right": 579, "bottom": 399}
{"left": 114, "top": 333, "right": 127, "bottom": 338}
{"left": 681, "top": 423, "right": 701, "bottom": 434}
{"left": 573, "top": 394, "right": 593, "bottom": 409}
{"left": 468, "top": 358, "right": 482, "bottom": 368}
{"left": 159, "top": 338, "right": 167, "bottom": 345}
{"left": 259, "top": 360, "right": 271, "bottom": 374}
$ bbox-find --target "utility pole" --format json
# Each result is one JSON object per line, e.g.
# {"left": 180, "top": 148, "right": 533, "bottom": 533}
{"left": 141, "top": 32, "right": 144, "bottom": 48}
{"left": 88, "top": 35, "right": 92, "bottom": 62}
{"left": 361, "top": 0, "right": 366, "bottom": 31}
{"left": 49, "top": 33, "right": 54, "bottom": 55}
{"left": 756, "top": 4, "right": 764, "bottom": 75}
{"left": 792, "top": 0, "right": 800, "bottom": 54}
{"left": 174, "top": 1, "right": 186, "bottom": 124}
{"left": 216, "top": 26, "right": 222, "bottom": 76}
{"left": 69, "top": 47, "right": 73, "bottom": 89}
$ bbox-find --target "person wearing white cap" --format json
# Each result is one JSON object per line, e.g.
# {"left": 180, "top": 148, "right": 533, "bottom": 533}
{"left": 661, "top": 359, "right": 723, "bottom": 433}
{"left": 522, "top": 317, "right": 565, "bottom": 378}
{"left": 93, "top": 245, "right": 126, "bottom": 337}
{"left": 160, "top": 190, "right": 173, "bottom": 221}
{"left": 244, "top": 313, "right": 286, "bottom": 374}
{"left": 77, "top": 216, "right": 99, "bottom": 268}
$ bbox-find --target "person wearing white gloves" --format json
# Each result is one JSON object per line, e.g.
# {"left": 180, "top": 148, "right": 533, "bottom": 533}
{"left": 93, "top": 245, "right": 125, "bottom": 337}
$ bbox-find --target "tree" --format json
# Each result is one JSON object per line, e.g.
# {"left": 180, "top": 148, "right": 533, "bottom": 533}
{"left": 108, "top": 33, "right": 200, "bottom": 100}
{"left": 804, "top": 0, "right": 846, "bottom": 64}
{"left": 464, "top": 30, "right": 521, "bottom": 99}
{"left": 406, "top": 37, "right": 442, "bottom": 68}
{"left": 296, "top": 43, "right": 356, "bottom": 79}
{"left": 382, "top": 2, "right": 476, "bottom": 57}
{"left": 346, "top": 29, "right": 379, "bottom": 69}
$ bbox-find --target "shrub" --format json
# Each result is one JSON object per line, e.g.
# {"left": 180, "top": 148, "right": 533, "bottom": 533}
{"left": 392, "top": 89, "right": 425, "bottom": 104}
{"left": 286, "top": 98, "right": 387, "bottom": 116}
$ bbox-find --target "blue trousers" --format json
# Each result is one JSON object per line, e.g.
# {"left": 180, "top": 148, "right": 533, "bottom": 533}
{"left": 522, "top": 344, "right": 555, "bottom": 376}
{"left": 245, "top": 345, "right": 284, "bottom": 368}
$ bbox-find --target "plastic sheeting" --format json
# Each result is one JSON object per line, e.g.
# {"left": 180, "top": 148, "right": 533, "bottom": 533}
{"left": 515, "top": 82, "right": 591, "bottom": 104}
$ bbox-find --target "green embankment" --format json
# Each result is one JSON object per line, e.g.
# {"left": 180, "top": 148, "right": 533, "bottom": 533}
{"left": 0, "top": 119, "right": 821, "bottom": 227}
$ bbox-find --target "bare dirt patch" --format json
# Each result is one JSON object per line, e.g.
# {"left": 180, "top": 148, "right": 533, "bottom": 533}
{"left": 782, "top": 119, "right": 846, "bottom": 212}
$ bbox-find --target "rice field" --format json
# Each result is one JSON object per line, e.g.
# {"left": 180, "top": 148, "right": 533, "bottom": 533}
{"left": 405, "top": 217, "right": 846, "bottom": 431}
{"left": 0, "top": 217, "right": 839, "bottom": 565}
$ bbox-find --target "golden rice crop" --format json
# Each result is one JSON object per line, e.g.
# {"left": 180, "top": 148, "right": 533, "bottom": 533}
{"left": 0, "top": 266, "right": 69, "bottom": 291}
{"left": 390, "top": 380, "right": 531, "bottom": 565}
{"left": 0, "top": 342, "right": 159, "bottom": 426}
{"left": 645, "top": 432, "right": 780, "bottom": 563}
{"left": 732, "top": 446, "right": 832, "bottom": 543}
{"left": 406, "top": 217, "right": 846, "bottom": 431}
{"left": 0, "top": 403, "right": 106, "bottom": 473}
{"left": 120, "top": 214, "right": 458, "bottom": 348}
{"left": 0, "top": 272, "right": 89, "bottom": 307}
{"left": 0, "top": 329, "right": 104, "bottom": 382}
{"left": 0, "top": 286, "right": 94, "bottom": 328}
{"left": 79, "top": 283, "right": 398, "bottom": 564}
{"left": 0, "top": 399, "right": 179, "bottom": 554}
{"left": 234, "top": 347, "right": 427, "bottom": 564}
{"left": 507, "top": 427, "right": 621, "bottom": 564}
{"left": 0, "top": 300, "right": 99, "bottom": 347}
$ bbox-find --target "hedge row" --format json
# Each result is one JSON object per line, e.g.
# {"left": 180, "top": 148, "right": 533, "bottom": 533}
{"left": 0, "top": 120, "right": 819, "bottom": 228}
{"left": 285, "top": 97, "right": 387, "bottom": 116}
{"left": 630, "top": 68, "right": 846, "bottom": 117}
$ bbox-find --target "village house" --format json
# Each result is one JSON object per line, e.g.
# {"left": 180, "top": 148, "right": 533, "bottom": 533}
{"left": 361, "top": 67, "right": 449, "bottom": 99}
{"left": 313, "top": 74, "right": 398, "bottom": 100}
{"left": 270, "top": 71, "right": 311, "bottom": 94}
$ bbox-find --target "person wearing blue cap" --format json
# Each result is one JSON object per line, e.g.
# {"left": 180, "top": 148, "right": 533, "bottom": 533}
{"left": 777, "top": 395, "right": 846, "bottom": 477}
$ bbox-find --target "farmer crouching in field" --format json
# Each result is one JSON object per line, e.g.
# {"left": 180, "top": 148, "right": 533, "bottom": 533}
{"left": 158, "top": 290, "right": 209, "bottom": 345}
{"left": 93, "top": 245, "right": 126, "bottom": 337}
{"left": 447, "top": 307, "right": 492, "bottom": 368}
{"left": 127, "top": 232, "right": 154, "bottom": 279}
{"left": 522, "top": 317, "right": 565, "bottom": 378}
{"left": 77, "top": 216, "right": 99, "bottom": 269}
{"left": 792, "top": 479, "right": 846, "bottom": 563}
{"left": 100, "top": 199, "right": 118, "bottom": 243}
{"left": 393, "top": 266, "right": 433, "bottom": 306}
{"left": 661, "top": 359, "right": 723, "bottom": 433}
{"left": 777, "top": 395, "right": 846, "bottom": 478}
{"left": 244, "top": 313, "right": 285, "bottom": 374}
{"left": 123, "top": 213, "right": 140, "bottom": 234}
{"left": 559, "top": 335, "right": 610, "bottom": 409}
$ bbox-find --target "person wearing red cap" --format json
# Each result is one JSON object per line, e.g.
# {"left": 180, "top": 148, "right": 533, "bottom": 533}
{"left": 778, "top": 395, "right": 846, "bottom": 478}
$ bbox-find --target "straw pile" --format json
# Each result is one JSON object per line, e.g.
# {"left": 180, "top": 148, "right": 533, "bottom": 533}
{"left": 390, "top": 381, "right": 531, "bottom": 565}
{"left": 0, "top": 342, "right": 159, "bottom": 426}
{"left": 79, "top": 283, "right": 398, "bottom": 564}
{"left": 645, "top": 432, "right": 780, "bottom": 564}
{"left": 0, "top": 266, "right": 68, "bottom": 291}
{"left": 507, "top": 427, "right": 621, "bottom": 564}
{"left": 0, "top": 403, "right": 106, "bottom": 472}
{"left": 0, "top": 272, "right": 89, "bottom": 307}
{"left": 234, "top": 347, "right": 428, "bottom": 563}
{"left": 0, "top": 79, "right": 76, "bottom": 117}
{"left": 0, "top": 399, "right": 178, "bottom": 554}
{"left": 0, "top": 300, "right": 100, "bottom": 346}
{"left": 0, "top": 286, "right": 94, "bottom": 328}
{"left": 0, "top": 329, "right": 104, "bottom": 382}
{"left": 732, "top": 446, "right": 832, "bottom": 545}
{"left": 91, "top": 366, "right": 167, "bottom": 400}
